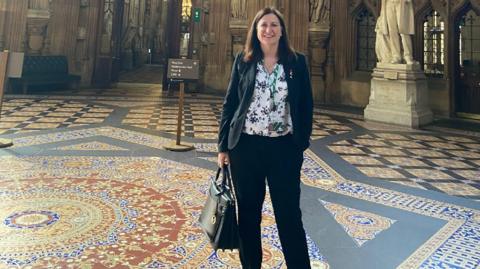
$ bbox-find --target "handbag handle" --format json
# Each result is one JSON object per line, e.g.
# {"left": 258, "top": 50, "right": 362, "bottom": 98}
{"left": 214, "top": 165, "right": 234, "bottom": 194}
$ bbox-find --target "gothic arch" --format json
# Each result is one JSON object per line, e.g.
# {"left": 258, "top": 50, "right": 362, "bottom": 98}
{"left": 350, "top": 3, "right": 377, "bottom": 72}
{"left": 414, "top": 3, "right": 435, "bottom": 64}
{"left": 416, "top": 5, "right": 446, "bottom": 76}
{"left": 349, "top": 1, "right": 377, "bottom": 19}
{"left": 451, "top": 0, "right": 480, "bottom": 115}
{"left": 413, "top": 0, "right": 446, "bottom": 18}
{"left": 451, "top": 0, "right": 480, "bottom": 63}
{"left": 362, "top": 0, "right": 380, "bottom": 18}
{"left": 452, "top": 0, "right": 480, "bottom": 20}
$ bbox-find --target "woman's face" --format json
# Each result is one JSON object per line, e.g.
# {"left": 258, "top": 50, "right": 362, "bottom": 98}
{"left": 256, "top": 13, "right": 282, "bottom": 48}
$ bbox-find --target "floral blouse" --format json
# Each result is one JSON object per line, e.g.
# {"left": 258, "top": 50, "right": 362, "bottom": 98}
{"left": 243, "top": 61, "right": 293, "bottom": 137}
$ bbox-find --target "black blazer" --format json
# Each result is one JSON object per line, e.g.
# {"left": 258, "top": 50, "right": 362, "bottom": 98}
{"left": 218, "top": 52, "right": 313, "bottom": 152}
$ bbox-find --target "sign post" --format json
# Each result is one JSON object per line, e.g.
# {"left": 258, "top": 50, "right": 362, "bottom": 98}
{"left": 164, "top": 58, "right": 199, "bottom": 152}
{"left": 0, "top": 50, "right": 13, "bottom": 148}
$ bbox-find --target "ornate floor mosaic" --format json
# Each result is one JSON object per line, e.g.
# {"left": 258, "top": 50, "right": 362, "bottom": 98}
{"left": 1, "top": 79, "right": 480, "bottom": 268}
{"left": 328, "top": 133, "right": 480, "bottom": 200}
{"left": 1, "top": 91, "right": 347, "bottom": 140}
{"left": 0, "top": 99, "right": 113, "bottom": 134}
{"left": 0, "top": 155, "right": 327, "bottom": 269}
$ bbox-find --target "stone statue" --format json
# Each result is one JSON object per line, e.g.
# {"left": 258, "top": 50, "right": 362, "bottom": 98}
{"left": 310, "top": 0, "right": 330, "bottom": 24}
{"left": 231, "top": 0, "right": 246, "bottom": 20}
{"left": 375, "top": 0, "right": 415, "bottom": 64}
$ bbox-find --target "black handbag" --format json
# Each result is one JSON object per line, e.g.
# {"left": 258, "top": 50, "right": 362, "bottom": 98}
{"left": 199, "top": 166, "right": 239, "bottom": 250}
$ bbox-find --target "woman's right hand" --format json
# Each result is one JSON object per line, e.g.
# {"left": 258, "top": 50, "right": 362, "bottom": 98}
{"left": 217, "top": 152, "right": 230, "bottom": 168}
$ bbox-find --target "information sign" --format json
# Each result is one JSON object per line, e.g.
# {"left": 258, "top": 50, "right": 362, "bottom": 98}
{"left": 167, "top": 59, "right": 199, "bottom": 82}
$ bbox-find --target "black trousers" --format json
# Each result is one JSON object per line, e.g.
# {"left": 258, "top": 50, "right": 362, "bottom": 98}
{"left": 229, "top": 134, "right": 311, "bottom": 269}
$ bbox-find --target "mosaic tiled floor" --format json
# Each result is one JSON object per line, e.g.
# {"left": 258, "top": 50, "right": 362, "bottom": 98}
{"left": 0, "top": 78, "right": 480, "bottom": 268}
{"left": 328, "top": 131, "right": 480, "bottom": 200}
{"left": 0, "top": 95, "right": 349, "bottom": 141}
{"left": 0, "top": 99, "right": 113, "bottom": 134}
{"left": 0, "top": 126, "right": 479, "bottom": 268}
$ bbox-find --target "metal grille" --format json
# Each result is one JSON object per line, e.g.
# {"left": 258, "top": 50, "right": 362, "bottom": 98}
{"left": 423, "top": 10, "right": 445, "bottom": 77}
{"left": 356, "top": 9, "right": 377, "bottom": 71}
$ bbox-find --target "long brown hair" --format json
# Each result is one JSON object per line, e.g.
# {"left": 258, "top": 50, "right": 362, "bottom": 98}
{"left": 243, "top": 7, "right": 296, "bottom": 63}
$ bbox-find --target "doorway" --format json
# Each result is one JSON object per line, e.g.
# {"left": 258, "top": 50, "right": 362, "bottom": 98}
{"left": 456, "top": 9, "right": 480, "bottom": 118}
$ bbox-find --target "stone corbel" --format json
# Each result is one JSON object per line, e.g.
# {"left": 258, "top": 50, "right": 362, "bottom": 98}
{"left": 77, "top": 26, "right": 87, "bottom": 40}
{"left": 26, "top": 8, "right": 50, "bottom": 54}
{"left": 26, "top": 18, "right": 49, "bottom": 54}
{"left": 80, "top": 0, "right": 89, "bottom": 8}
{"left": 229, "top": 26, "right": 247, "bottom": 59}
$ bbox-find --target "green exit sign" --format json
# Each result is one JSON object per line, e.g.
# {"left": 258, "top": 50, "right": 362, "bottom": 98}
{"left": 193, "top": 8, "right": 201, "bottom": 22}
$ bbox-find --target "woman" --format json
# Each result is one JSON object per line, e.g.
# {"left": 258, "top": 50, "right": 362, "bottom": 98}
{"left": 217, "top": 7, "right": 313, "bottom": 269}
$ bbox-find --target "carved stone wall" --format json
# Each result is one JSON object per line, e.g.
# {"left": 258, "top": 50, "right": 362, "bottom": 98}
{"left": 0, "top": 0, "right": 471, "bottom": 117}
{"left": 198, "top": 0, "right": 330, "bottom": 103}
{"left": 0, "top": 0, "right": 164, "bottom": 86}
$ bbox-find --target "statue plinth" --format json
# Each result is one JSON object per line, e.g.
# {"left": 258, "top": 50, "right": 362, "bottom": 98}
{"left": 364, "top": 63, "right": 433, "bottom": 128}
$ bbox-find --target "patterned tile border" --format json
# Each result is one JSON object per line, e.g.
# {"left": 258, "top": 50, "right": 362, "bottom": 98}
{"left": 11, "top": 127, "right": 173, "bottom": 149}
{"left": 54, "top": 141, "right": 129, "bottom": 151}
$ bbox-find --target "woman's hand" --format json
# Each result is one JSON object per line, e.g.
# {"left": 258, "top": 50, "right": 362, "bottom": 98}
{"left": 217, "top": 152, "right": 230, "bottom": 168}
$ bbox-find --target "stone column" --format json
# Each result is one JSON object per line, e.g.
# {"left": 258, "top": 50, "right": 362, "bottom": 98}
{"left": 308, "top": 0, "right": 330, "bottom": 103}
{"left": 0, "top": 1, "right": 7, "bottom": 50}
{"left": 364, "top": 63, "right": 433, "bottom": 128}
{"left": 308, "top": 29, "right": 329, "bottom": 103}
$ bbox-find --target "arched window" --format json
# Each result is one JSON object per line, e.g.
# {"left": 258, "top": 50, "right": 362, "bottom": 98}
{"left": 459, "top": 9, "right": 480, "bottom": 68}
{"left": 423, "top": 10, "right": 445, "bottom": 77}
{"left": 457, "top": 9, "right": 480, "bottom": 115}
{"left": 355, "top": 9, "right": 377, "bottom": 71}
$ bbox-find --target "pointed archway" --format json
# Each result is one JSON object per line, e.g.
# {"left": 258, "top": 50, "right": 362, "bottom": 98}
{"left": 455, "top": 6, "right": 480, "bottom": 117}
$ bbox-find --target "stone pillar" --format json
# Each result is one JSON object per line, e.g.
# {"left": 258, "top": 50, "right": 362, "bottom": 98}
{"left": 364, "top": 63, "right": 433, "bottom": 128}
{"left": 0, "top": 1, "right": 7, "bottom": 50}
{"left": 308, "top": 27, "right": 329, "bottom": 103}
{"left": 307, "top": 0, "right": 330, "bottom": 103}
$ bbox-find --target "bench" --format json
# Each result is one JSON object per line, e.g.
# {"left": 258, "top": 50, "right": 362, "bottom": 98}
{"left": 9, "top": 55, "right": 81, "bottom": 94}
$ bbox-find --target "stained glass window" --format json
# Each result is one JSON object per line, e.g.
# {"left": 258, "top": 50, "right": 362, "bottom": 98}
{"left": 423, "top": 10, "right": 445, "bottom": 77}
